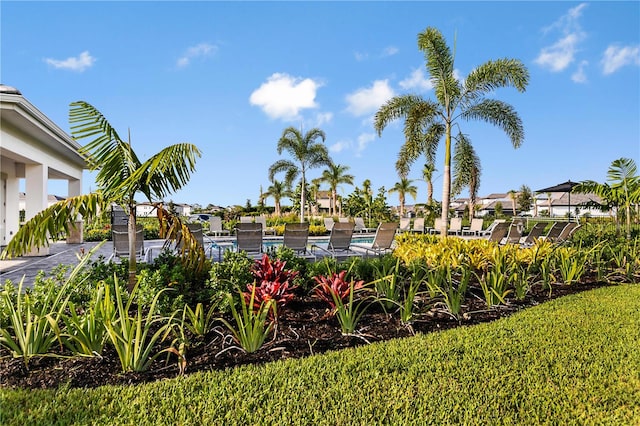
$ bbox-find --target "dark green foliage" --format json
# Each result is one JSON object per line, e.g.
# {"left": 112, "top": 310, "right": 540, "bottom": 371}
{"left": 136, "top": 250, "right": 212, "bottom": 315}
{"left": 206, "top": 251, "right": 254, "bottom": 311}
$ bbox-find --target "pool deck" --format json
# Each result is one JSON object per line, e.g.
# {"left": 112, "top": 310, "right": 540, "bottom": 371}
{"left": 0, "top": 233, "right": 378, "bottom": 288}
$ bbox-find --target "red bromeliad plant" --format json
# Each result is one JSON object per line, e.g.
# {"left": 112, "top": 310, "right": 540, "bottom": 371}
{"left": 244, "top": 254, "right": 299, "bottom": 311}
{"left": 313, "top": 270, "right": 364, "bottom": 312}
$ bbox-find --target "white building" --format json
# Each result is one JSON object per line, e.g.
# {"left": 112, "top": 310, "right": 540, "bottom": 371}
{"left": 1, "top": 85, "right": 86, "bottom": 253}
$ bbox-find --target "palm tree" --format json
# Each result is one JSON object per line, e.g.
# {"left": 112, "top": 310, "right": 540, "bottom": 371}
{"left": 389, "top": 178, "right": 418, "bottom": 217}
{"left": 374, "top": 27, "right": 529, "bottom": 234}
{"left": 310, "top": 178, "right": 322, "bottom": 215}
{"left": 508, "top": 189, "right": 518, "bottom": 216}
{"left": 451, "top": 134, "right": 481, "bottom": 218}
{"left": 263, "top": 179, "right": 291, "bottom": 217}
{"left": 321, "top": 163, "right": 354, "bottom": 216}
{"left": 1, "top": 101, "right": 202, "bottom": 290}
{"left": 268, "top": 127, "right": 331, "bottom": 222}
{"left": 422, "top": 162, "right": 437, "bottom": 205}
{"left": 574, "top": 157, "right": 640, "bottom": 239}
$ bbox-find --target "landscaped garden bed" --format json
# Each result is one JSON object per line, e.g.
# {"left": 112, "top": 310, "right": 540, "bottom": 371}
{"left": 2, "top": 227, "right": 637, "bottom": 391}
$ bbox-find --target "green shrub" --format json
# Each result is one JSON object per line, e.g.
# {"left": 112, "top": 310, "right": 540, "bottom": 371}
{"left": 3, "top": 285, "right": 638, "bottom": 425}
{"left": 207, "top": 251, "right": 254, "bottom": 311}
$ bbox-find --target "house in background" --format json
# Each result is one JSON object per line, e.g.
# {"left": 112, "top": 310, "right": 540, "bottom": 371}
{"left": 1, "top": 85, "right": 87, "bottom": 253}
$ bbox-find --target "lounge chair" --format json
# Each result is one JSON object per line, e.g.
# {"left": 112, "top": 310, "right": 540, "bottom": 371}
{"left": 239, "top": 216, "right": 253, "bottom": 224}
{"left": 208, "top": 216, "right": 230, "bottom": 236}
{"left": 448, "top": 217, "right": 463, "bottom": 235}
{"left": 485, "top": 222, "right": 510, "bottom": 243}
{"left": 542, "top": 222, "right": 568, "bottom": 242}
{"left": 352, "top": 222, "right": 399, "bottom": 257}
{"left": 255, "top": 215, "right": 275, "bottom": 235}
{"left": 312, "top": 222, "right": 360, "bottom": 260}
{"left": 429, "top": 218, "right": 445, "bottom": 234}
{"left": 478, "top": 219, "right": 506, "bottom": 237}
{"left": 410, "top": 217, "right": 425, "bottom": 233}
{"left": 283, "top": 222, "right": 313, "bottom": 258}
{"left": 176, "top": 223, "right": 213, "bottom": 257}
{"left": 555, "top": 223, "right": 581, "bottom": 244}
{"left": 399, "top": 217, "right": 411, "bottom": 233}
{"left": 462, "top": 218, "right": 484, "bottom": 236}
{"left": 323, "top": 217, "right": 335, "bottom": 232}
{"left": 501, "top": 223, "right": 523, "bottom": 245}
{"left": 520, "top": 222, "right": 548, "bottom": 246}
{"left": 354, "top": 217, "right": 375, "bottom": 233}
{"left": 236, "top": 222, "right": 263, "bottom": 257}
{"left": 109, "top": 224, "right": 145, "bottom": 262}
{"left": 338, "top": 217, "right": 350, "bottom": 223}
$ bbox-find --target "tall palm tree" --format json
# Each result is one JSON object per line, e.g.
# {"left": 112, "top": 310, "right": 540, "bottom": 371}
{"left": 268, "top": 127, "right": 331, "bottom": 222}
{"left": 1, "top": 101, "right": 202, "bottom": 290}
{"left": 451, "top": 134, "right": 481, "bottom": 218}
{"left": 375, "top": 27, "right": 529, "bottom": 234}
{"left": 422, "top": 162, "right": 437, "bottom": 205}
{"left": 263, "top": 179, "right": 291, "bottom": 217}
{"left": 321, "top": 163, "right": 354, "bottom": 216}
{"left": 389, "top": 178, "right": 418, "bottom": 217}
{"left": 310, "top": 178, "right": 322, "bottom": 215}
{"left": 508, "top": 190, "right": 518, "bottom": 216}
{"left": 574, "top": 157, "right": 640, "bottom": 239}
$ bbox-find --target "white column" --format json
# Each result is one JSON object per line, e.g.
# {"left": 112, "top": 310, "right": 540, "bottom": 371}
{"left": 4, "top": 173, "right": 20, "bottom": 247}
{"left": 66, "top": 177, "right": 84, "bottom": 243}
{"left": 25, "top": 164, "right": 49, "bottom": 255}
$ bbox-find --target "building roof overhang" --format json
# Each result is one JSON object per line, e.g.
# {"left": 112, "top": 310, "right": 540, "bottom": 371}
{"left": 0, "top": 86, "right": 87, "bottom": 169}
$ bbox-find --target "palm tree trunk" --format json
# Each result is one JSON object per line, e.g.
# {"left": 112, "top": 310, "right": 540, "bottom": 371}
{"left": 332, "top": 189, "right": 337, "bottom": 216}
{"left": 427, "top": 180, "right": 433, "bottom": 205}
{"left": 300, "top": 172, "right": 306, "bottom": 223}
{"left": 127, "top": 209, "right": 137, "bottom": 292}
{"left": 440, "top": 126, "right": 452, "bottom": 235}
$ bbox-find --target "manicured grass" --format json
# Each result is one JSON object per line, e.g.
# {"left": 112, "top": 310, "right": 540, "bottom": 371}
{"left": 2, "top": 285, "right": 639, "bottom": 425}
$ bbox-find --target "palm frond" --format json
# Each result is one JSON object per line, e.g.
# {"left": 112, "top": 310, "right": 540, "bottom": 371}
{"left": 1, "top": 193, "right": 104, "bottom": 259}
{"left": 269, "top": 159, "right": 297, "bottom": 182}
{"left": 462, "top": 99, "right": 524, "bottom": 148}
{"left": 121, "top": 143, "right": 201, "bottom": 201}
{"left": 70, "top": 101, "right": 142, "bottom": 192}
{"left": 452, "top": 134, "right": 481, "bottom": 197}
{"left": 156, "top": 205, "right": 207, "bottom": 273}
{"left": 463, "top": 59, "right": 530, "bottom": 102}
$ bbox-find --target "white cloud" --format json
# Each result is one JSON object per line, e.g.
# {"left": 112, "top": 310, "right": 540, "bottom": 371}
{"left": 399, "top": 68, "right": 433, "bottom": 92}
{"left": 535, "top": 33, "right": 583, "bottom": 72}
{"left": 571, "top": 60, "right": 588, "bottom": 83}
{"left": 250, "top": 73, "right": 322, "bottom": 121}
{"left": 314, "top": 112, "right": 333, "bottom": 127}
{"left": 356, "top": 133, "right": 376, "bottom": 156}
{"left": 345, "top": 80, "right": 395, "bottom": 116}
{"left": 354, "top": 52, "right": 368, "bottom": 61}
{"left": 355, "top": 46, "right": 398, "bottom": 61}
{"left": 44, "top": 51, "right": 95, "bottom": 72}
{"left": 329, "top": 139, "right": 351, "bottom": 153}
{"left": 535, "top": 3, "right": 587, "bottom": 73}
{"left": 382, "top": 46, "right": 399, "bottom": 57}
{"left": 601, "top": 44, "right": 640, "bottom": 75}
{"left": 176, "top": 43, "right": 217, "bottom": 68}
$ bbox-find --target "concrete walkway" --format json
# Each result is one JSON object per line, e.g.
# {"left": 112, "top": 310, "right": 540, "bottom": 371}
{"left": 0, "top": 241, "right": 117, "bottom": 288}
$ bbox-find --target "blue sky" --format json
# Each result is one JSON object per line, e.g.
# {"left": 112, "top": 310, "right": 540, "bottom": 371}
{"left": 2, "top": 1, "right": 639, "bottom": 208}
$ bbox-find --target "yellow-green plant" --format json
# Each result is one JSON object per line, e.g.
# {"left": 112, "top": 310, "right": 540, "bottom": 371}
{"left": 182, "top": 302, "right": 217, "bottom": 338}
{"left": 219, "top": 289, "right": 275, "bottom": 353}
{"left": 370, "top": 257, "right": 403, "bottom": 311}
{"left": 103, "top": 276, "right": 173, "bottom": 372}
{"left": 556, "top": 246, "right": 587, "bottom": 285}
{"left": 61, "top": 283, "right": 114, "bottom": 357}
{"left": 0, "top": 245, "right": 98, "bottom": 366}
{"left": 329, "top": 279, "right": 370, "bottom": 335}
{"left": 478, "top": 247, "right": 512, "bottom": 308}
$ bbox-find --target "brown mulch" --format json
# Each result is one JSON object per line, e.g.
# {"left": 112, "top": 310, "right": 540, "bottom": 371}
{"left": 0, "top": 278, "right": 611, "bottom": 390}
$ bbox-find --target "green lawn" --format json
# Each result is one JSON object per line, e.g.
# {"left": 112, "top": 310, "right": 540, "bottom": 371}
{"left": 2, "top": 285, "right": 639, "bottom": 425}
